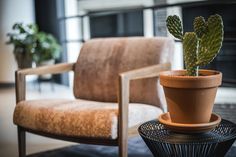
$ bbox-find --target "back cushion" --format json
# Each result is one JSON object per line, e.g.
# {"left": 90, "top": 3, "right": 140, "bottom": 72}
{"left": 74, "top": 37, "right": 174, "bottom": 108}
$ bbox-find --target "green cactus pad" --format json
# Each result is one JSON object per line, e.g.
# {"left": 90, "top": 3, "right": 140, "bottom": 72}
{"left": 183, "top": 32, "right": 198, "bottom": 76}
{"left": 166, "top": 15, "right": 183, "bottom": 40}
{"left": 197, "top": 14, "right": 224, "bottom": 66}
{"left": 166, "top": 14, "right": 223, "bottom": 76}
{"left": 194, "top": 16, "right": 208, "bottom": 38}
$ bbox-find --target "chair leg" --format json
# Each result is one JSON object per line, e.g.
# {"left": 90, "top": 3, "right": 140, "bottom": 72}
{"left": 119, "top": 138, "right": 128, "bottom": 157}
{"left": 17, "top": 126, "right": 26, "bottom": 157}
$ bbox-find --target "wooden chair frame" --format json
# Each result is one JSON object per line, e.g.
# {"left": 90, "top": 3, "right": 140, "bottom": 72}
{"left": 15, "top": 62, "right": 171, "bottom": 157}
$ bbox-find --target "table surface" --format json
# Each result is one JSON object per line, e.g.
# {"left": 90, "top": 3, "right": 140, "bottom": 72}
{"left": 139, "top": 119, "right": 236, "bottom": 144}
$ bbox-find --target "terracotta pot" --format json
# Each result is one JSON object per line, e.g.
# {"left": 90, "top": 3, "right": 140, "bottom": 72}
{"left": 160, "top": 70, "right": 222, "bottom": 124}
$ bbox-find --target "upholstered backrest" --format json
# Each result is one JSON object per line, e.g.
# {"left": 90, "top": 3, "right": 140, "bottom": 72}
{"left": 73, "top": 37, "right": 174, "bottom": 108}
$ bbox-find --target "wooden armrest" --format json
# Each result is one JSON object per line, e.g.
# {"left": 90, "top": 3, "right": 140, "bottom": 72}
{"left": 119, "top": 62, "right": 171, "bottom": 80}
{"left": 117, "top": 63, "right": 171, "bottom": 150}
{"left": 16, "top": 62, "right": 75, "bottom": 75}
{"left": 15, "top": 63, "right": 75, "bottom": 103}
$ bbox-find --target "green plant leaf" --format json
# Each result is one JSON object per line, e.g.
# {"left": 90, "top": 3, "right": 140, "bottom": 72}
{"left": 166, "top": 15, "right": 183, "bottom": 40}
{"left": 7, "top": 22, "right": 61, "bottom": 64}
{"left": 197, "top": 14, "right": 224, "bottom": 66}
{"left": 193, "top": 16, "right": 207, "bottom": 38}
{"left": 183, "top": 32, "right": 198, "bottom": 76}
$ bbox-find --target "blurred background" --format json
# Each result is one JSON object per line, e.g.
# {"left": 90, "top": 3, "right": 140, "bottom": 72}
{"left": 1, "top": 0, "right": 236, "bottom": 87}
{"left": 0, "top": 0, "right": 236, "bottom": 156}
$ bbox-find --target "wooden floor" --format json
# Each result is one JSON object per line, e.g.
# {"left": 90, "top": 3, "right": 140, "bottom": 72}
{"left": 0, "top": 82, "right": 235, "bottom": 157}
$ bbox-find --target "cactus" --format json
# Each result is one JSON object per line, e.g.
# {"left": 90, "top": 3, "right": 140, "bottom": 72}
{"left": 166, "top": 14, "right": 224, "bottom": 76}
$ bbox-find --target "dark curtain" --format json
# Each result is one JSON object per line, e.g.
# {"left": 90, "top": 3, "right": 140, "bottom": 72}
{"left": 34, "top": 0, "right": 68, "bottom": 86}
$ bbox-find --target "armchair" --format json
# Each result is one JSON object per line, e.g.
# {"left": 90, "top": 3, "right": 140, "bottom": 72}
{"left": 13, "top": 37, "right": 174, "bottom": 157}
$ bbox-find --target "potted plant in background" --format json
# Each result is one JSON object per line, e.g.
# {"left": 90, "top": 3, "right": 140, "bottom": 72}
{"left": 33, "top": 31, "right": 61, "bottom": 79}
{"left": 7, "top": 23, "right": 61, "bottom": 70}
{"left": 33, "top": 31, "right": 61, "bottom": 67}
{"left": 159, "top": 14, "right": 224, "bottom": 131}
{"left": 6, "top": 23, "right": 37, "bottom": 69}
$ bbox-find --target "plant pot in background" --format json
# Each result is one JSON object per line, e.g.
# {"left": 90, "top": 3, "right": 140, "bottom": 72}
{"left": 14, "top": 49, "right": 32, "bottom": 69}
{"left": 37, "top": 59, "right": 55, "bottom": 79}
{"left": 160, "top": 70, "right": 222, "bottom": 124}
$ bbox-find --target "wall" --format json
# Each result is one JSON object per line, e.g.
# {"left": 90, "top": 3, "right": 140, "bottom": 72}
{"left": 0, "top": 0, "right": 35, "bottom": 83}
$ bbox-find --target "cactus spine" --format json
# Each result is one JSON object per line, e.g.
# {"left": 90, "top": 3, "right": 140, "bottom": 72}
{"left": 166, "top": 14, "right": 224, "bottom": 76}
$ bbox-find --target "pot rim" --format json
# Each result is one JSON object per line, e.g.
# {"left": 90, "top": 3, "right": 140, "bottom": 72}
{"left": 160, "top": 69, "right": 222, "bottom": 88}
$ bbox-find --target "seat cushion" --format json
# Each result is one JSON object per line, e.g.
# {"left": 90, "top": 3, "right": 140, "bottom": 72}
{"left": 13, "top": 99, "right": 162, "bottom": 139}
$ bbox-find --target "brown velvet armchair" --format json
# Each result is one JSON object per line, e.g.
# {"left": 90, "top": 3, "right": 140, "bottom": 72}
{"left": 13, "top": 37, "right": 174, "bottom": 157}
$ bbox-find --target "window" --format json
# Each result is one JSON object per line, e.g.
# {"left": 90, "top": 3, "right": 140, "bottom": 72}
{"left": 90, "top": 11, "right": 144, "bottom": 38}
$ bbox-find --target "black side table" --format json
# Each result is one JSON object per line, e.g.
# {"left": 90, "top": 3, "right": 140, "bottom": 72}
{"left": 138, "top": 119, "right": 236, "bottom": 157}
